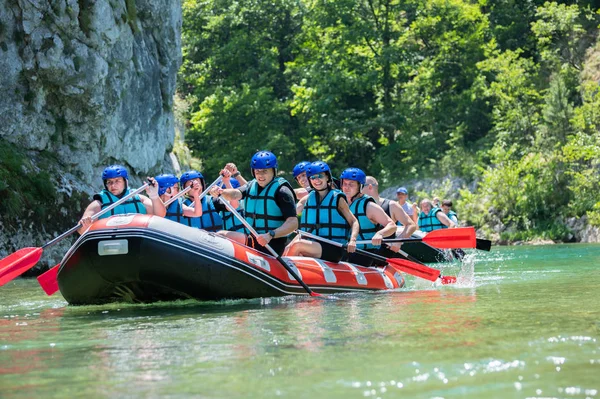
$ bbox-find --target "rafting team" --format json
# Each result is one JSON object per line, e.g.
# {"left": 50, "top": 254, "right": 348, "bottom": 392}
{"left": 78, "top": 150, "right": 458, "bottom": 268}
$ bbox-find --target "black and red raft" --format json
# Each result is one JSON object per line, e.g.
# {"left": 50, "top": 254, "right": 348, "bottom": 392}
{"left": 56, "top": 214, "right": 405, "bottom": 304}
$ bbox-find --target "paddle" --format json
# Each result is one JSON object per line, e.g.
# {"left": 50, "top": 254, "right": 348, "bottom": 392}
{"left": 356, "top": 227, "right": 476, "bottom": 249}
{"left": 218, "top": 196, "right": 321, "bottom": 297}
{"left": 476, "top": 238, "right": 492, "bottom": 251}
{"left": 38, "top": 176, "right": 225, "bottom": 296}
{"left": 297, "top": 230, "right": 456, "bottom": 284}
{"left": 0, "top": 182, "right": 152, "bottom": 287}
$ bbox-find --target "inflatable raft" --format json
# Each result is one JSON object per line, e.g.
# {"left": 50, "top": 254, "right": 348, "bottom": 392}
{"left": 56, "top": 215, "right": 405, "bottom": 304}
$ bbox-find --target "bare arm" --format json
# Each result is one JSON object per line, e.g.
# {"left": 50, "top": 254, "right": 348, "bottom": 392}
{"left": 294, "top": 187, "right": 309, "bottom": 201}
{"left": 410, "top": 203, "right": 419, "bottom": 224}
{"left": 436, "top": 211, "right": 457, "bottom": 228}
{"left": 337, "top": 198, "right": 359, "bottom": 252}
{"left": 77, "top": 200, "right": 102, "bottom": 235}
{"left": 220, "top": 188, "right": 243, "bottom": 201}
{"left": 366, "top": 202, "right": 397, "bottom": 244}
{"left": 296, "top": 195, "right": 308, "bottom": 215}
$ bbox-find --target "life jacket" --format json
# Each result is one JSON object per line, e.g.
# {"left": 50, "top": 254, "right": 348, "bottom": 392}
{"left": 448, "top": 210, "right": 458, "bottom": 225}
{"left": 244, "top": 177, "right": 293, "bottom": 235}
{"left": 165, "top": 198, "right": 184, "bottom": 223}
{"left": 221, "top": 206, "right": 246, "bottom": 232}
{"left": 418, "top": 207, "right": 446, "bottom": 232}
{"left": 349, "top": 195, "right": 379, "bottom": 249}
{"left": 300, "top": 189, "right": 349, "bottom": 243}
{"left": 95, "top": 189, "right": 147, "bottom": 219}
{"left": 183, "top": 197, "right": 223, "bottom": 232}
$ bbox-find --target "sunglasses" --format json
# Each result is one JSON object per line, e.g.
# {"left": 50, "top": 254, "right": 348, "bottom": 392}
{"left": 309, "top": 173, "right": 326, "bottom": 180}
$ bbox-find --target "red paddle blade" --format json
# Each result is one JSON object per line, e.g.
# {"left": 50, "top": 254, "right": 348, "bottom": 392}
{"left": 0, "top": 247, "right": 44, "bottom": 286}
{"left": 440, "top": 275, "right": 457, "bottom": 285}
{"left": 424, "top": 227, "right": 476, "bottom": 249}
{"left": 37, "top": 264, "right": 60, "bottom": 296}
{"left": 387, "top": 258, "right": 441, "bottom": 282}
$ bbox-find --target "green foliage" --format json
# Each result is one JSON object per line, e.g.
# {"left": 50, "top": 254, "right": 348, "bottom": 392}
{"left": 178, "top": 0, "right": 600, "bottom": 241}
{"left": 0, "top": 140, "right": 57, "bottom": 221}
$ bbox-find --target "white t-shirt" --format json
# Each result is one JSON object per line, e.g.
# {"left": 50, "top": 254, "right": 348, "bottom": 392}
{"left": 400, "top": 201, "right": 414, "bottom": 216}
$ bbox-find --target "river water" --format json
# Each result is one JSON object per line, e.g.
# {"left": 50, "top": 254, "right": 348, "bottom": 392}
{"left": 1, "top": 244, "right": 599, "bottom": 398}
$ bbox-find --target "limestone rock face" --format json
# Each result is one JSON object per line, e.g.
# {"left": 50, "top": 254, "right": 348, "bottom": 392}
{"left": 0, "top": 0, "right": 181, "bottom": 269}
{"left": 0, "top": 0, "right": 181, "bottom": 178}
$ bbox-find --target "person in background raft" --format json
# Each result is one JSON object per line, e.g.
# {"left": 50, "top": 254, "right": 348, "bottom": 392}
{"left": 216, "top": 151, "right": 298, "bottom": 255}
{"left": 209, "top": 165, "right": 246, "bottom": 233}
{"left": 395, "top": 186, "right": 419, "bottom": 224}
{"left": 292, "top": 161, "right": 312, "bottom": 200}
{"left": 418, "top": 198, "right": 457, "bottom": 232}
{"left": 284, "top": 161, "right": 359, "bottom": 263}
{"left": 339, "top": 168, "right": 397, "bottom": 266}
{"left": 155, "top": 174, "right": 202, "bottom": 223}
{"left": 441, "top": 199, "right": 459, "bottom": 225}
{"left": 362, "top": 176, "right": 417, "bottom": 258}
{"left": 78, "top": 165, "right": 166, "bottom": 234}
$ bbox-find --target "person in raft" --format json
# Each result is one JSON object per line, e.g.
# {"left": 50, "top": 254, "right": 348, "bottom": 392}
{"left": 179, "top": 169, "right": 241, "bottom": 233}
{"left": 284, "top": 161, "right": 359, "bottom": 263}
{"left": 339, "top": 167, "right": 397, "bottom": 266}
{"left": 154, "top": 173, "right": 203, "bottom": 224}
{"left": 77, "top": 165, "right": 166, "bottom": 234}
{"left": 292, "top": 161, "right": 312, "bottom": 201}
{"left": 418, "top": 198, "right": 457, "bottom": 232}
{"left": 215, "top": 150, "right": 298, "bottom": 255}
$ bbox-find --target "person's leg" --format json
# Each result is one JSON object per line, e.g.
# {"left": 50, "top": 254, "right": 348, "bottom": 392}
{"left": 283, "top": 238, "right": 323, "bottom": 258}
{"left": 218, "top": 230, "right": 246, "bottom": 244}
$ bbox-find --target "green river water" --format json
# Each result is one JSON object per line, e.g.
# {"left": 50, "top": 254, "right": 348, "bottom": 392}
{"left": 1, "top": 244, "right": 599, "bottom": 398}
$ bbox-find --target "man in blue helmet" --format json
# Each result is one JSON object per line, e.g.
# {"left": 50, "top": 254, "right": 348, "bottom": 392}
{"left": 155, "top": 173, "right": 203, "bottom": 223}
{"left": 292, "top": 161, "right": 312, "bottom": 200}
{"left": 216, "top": 150, "right": 298, "bottom": 255}
{"left": 77, "top": 165, "right": 166, "bottom": 234}
{"left": 338, "top": 168, "right": 398, "bottom": 266}
{"left": 284, "top": 161, "right": 359, "bottom": 263}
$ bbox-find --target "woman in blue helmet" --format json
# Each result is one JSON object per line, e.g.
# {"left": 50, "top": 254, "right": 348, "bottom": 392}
{"left": 77, "top": 165, "right": 165, "bottom": 234}
{"left": 155, "top": 173, "right": 203, "bottom": 223}
{"left": 216, "top": 150, "right": 298, "bottom": 255}
{"left": 292, "top": 161, "right": 312, "bottom": 200}
{"left": 339, "top": 167, "right": 397, "bottom": 266}
{"left": 284, "top": 161, "right": 359, "bottom": 263}
{"left": 179, "top": 170, "right": 229, "bottom": 232}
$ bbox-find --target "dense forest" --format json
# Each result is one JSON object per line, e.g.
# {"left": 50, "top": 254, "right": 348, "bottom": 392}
{"left": 177, "top": 0, "right": 600, "bottom": 242}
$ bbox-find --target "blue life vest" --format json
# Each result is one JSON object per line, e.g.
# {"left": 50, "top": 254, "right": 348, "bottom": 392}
{"left": 165, "top": 198, "right": 184, "bottom": 223}
{"left": 221, "top": 207, "right": 246, "bottom": 232}
{"left": 300, "top": 189, "right": 349, "bottom": 243}
{"left": 418, "top": 207, "right": 446, "bottom": 232}
{"left": 183, "top": 197, "right": 223, "bottom": 232}
{"left": 448, "top": 210, "right": 458, "bottom": 225}
{"left": 349, "top": 195, "right": 379, "bottom": 249}
{"left": 243, "top": 177, "right": 292, "bottom": 235}
{"left": 95, "top": 189, "right": 147, "bottom": 219}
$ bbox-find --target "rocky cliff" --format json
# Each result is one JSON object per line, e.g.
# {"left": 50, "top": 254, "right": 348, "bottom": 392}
{"left": 0, "top": 0, "right": 182, "bottom": 270}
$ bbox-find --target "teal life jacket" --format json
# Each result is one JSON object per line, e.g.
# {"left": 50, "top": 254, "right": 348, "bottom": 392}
{"left": 183, "top": 197, "right": 223, "bottom": 232}
{"left": 448, "top": 210, "right": 458, "bottom": 225}
{"left": 243, "top": 177, "right": 292, "bottom": 235}
{"left": 165, "top": 198, "right": 184, "bottom": 223}
{"left": 221, "top": 206, "right": 246, "bottom": 233}
{"left": 300, "top": 189, "right": 349, "bottom": 243}
{"left": 418, "top": 207, "right": 446, "bottom": 232}
{"left": 349, "top": 195, "right": 379, "bottom": 249}
{"left": 95, "top": 188, "right": 147, "bottom": 219}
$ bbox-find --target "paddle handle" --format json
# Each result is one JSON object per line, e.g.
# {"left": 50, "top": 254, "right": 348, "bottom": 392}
{"left": 297, "top": 230, "right": 389, "bottom": 262}
{"left": 164, "top": 175, "right": 223, "bottom": 206}
{"left": 163, "top": 185, "right": 192, "bottom": 206}
{"left": 355, "top": 238, "right": 421, "bottom": 245}
{"left": 42, "top": 182, "right": 151, "bottom": 250}
{"left": 219, "top": 196, "right": 319, "bottom": 297}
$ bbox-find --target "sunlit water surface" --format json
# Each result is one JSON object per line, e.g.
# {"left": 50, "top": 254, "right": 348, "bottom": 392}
{"left": 1, "top": 244, "right": 599, "bottom": 398}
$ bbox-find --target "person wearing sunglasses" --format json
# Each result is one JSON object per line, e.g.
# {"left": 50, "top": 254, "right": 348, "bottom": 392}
{"left": 339, "top": 168, "right": 397, "bottom": 266}
{"left": 284, "top": 161, "right": 359, "bottom": 263}
{"left": 216, "top": 150, "right": 298, "bottom": 255}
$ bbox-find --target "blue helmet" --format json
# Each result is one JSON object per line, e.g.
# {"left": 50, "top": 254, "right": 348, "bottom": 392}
{"left": 293, "top": 161, "right": 311, "bottom": 178}
{"left": 251, "top": 150, "right": 278, "bottom": 170}
{"left": 179, "top": 170, "right": 205, "bottom": 189}
{"left": 306, "top": 161, "right": 330, "bottom": 177}
{"left": 102, "top": 165, "right": 128, "bottom": 180}
{"left": 340, "top": 167, "right": 366, "bottom": 186}
{"left": 155, "top": 174, "right": 179, "bottom": 196}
